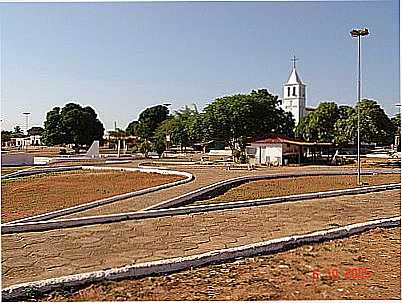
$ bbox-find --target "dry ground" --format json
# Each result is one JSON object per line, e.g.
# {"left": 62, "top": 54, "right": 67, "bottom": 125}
{"left": 1, "top": 166, "right": 34, "bottom": 175}
{"left": 1, "top": 170, "right": 183, "bottom": 222}
{"left": 4, "top": 147, "right": 74, "bottom": 157}
{"left": 195, "top": 174, "right": 401, "bottom": 205}
{"left": 2, "top": 189, "right": 399, "bottom": 288}
{"left": 37, "top": 227, "right": 400, "bottom": 301}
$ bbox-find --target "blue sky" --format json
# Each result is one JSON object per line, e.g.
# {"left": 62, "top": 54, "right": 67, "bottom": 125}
{"left": 0, "top": 1, "right": 399, "bottom": 131}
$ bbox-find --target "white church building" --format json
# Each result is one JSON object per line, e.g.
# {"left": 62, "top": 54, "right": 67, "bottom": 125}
{"left": 280, "top": 57, "right": 313, "bottom": 125}
{"left": 245, "top": 58, "right": 333, "bottom": 166}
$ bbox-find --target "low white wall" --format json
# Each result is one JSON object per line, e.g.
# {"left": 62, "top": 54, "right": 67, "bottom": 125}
{"left": 1, "top": 153, "right": 34, "bottom": 166}
{"left": 207, "top": 149, "right": 232, "bottom": 156}
{"left": 33, "top": 157, "right": 53, "bottom": 165}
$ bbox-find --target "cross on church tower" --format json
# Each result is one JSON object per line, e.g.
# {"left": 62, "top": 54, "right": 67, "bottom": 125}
{"left": 291, "top": 56, "right": 299, "bottom": 69}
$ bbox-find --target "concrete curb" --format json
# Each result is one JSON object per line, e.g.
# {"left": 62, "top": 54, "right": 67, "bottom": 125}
{"left": 2, "top": 182, "right": 399, "bottom": 234}
{"left": 144, "top": 169, "right": 400, "bottom": 210}
{"left": 3, "top": 166, "right": 194, "bottom": 225}
{"left": 2, "top": 216, "right": 400, "bottom": 301}
{"left": 1, "top": 166, "right": 83, "bottom": 180}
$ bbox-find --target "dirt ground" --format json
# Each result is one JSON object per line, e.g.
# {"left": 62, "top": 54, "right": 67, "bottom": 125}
{"left": 1, "top": 170, "right": 183, "bottom": 222}
{"left": 3, "top": 147, "right": 74, "bottom": 157}
{"left": 1, "top": 166, "right": 34, "bottom": 175}
{"left": 195, "top": 174, "right": 401, "bottom": 205}
{"left": 36, "top": 227, "right": 400, "bottom": 301}
{"left": 48, "top": 160, "right": 107, "bottom": 167}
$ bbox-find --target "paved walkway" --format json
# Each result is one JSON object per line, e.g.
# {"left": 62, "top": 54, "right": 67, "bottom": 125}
{"left": 58, "top": 165, "right": 395, "bottom": 219}
{"left": 2, "top": 188, "right": 400, "bottom": 287}
{"left": 39, "top": 227, "right": 401, "bottom": 301}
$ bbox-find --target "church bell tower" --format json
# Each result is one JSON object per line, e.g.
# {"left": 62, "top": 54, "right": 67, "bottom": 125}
{"left": 282, "top": 56, "right": 306, "bottom": 126}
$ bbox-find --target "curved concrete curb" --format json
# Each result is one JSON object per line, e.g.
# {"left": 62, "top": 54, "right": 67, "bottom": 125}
{"left": 2, "top": 216, "right": 400, "bottom": 301}
{"left": 2, "top": 183, "right": 399, "bottom": 234}
{"left": 144, "top": 170, "right": 400, "bottom": 210}
{"left": 1, "top": 166, "right": 83, "bottom": 180}
{"left": 3, "top": 166, "right": 193, "bottom": 225}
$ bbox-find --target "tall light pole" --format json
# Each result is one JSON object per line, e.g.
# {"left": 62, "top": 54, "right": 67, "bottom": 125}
{"left": 350, "top": 28, "right": 369, "bottom": 185}
{"left": 22, "top": 112, "right": 31, "bottom": 135}
{"left": 22, "top": 112, "right": 31, "bottom": 151}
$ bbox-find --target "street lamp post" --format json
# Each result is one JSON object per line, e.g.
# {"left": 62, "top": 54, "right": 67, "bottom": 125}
{"left": 22, "top": 112, "right": 31, "bottom": 135}
{"left": 22, "top": 112, "right": 31, "bottom": 151}
{"left": 350, "top": 28, "right": 369, "bottom": 185}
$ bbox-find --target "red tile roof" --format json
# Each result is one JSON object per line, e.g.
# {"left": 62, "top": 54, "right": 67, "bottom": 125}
{"left": 250, "top": 135, "right": 332, "bottom": 146}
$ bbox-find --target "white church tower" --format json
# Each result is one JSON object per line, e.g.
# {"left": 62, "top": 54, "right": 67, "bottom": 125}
{"left": 282, "top": 56, "right": 306, "bottom": 126}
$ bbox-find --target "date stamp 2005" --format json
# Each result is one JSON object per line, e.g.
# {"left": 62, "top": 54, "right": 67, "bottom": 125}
{"left": 312, "top": 267, "right": 373, "bottom": 281}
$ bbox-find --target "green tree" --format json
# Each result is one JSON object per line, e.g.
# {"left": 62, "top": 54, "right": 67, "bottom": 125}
{"left": 187, "top": 112, "right": 206, "bottom": 144}
{"left": 391, "top": 113, "right": 401, "bottom": 132}
{"left": 137, "top": 105, "right": 170, "bottom": 139}
{"left": 295, "top": 112, "right": 319, "bottom": 141}
{"left": 125, "top": 120, "right": 140, "bottom": 136}
{"left": 154, "top": 105, "right": 201, "bottom": 151}
{"left": 338, "top": 105, "right": 354, "bottom": 120}
{"left": 1, "top": 130, "right": 13, "bottom": 142}
{"left": 153, "top": 130, "right": 167, "bottom": 157}
{"left": 13, "top": 126, "right": 24, "bottom": 136}
{"left": 202, "top": 89, "right": 294, "bottom": 152}
{"left": 42, "top": 107, "right": 64, "bottom": 146}
{"left": 334, "top": 99, "right": 395, "bottom": 145}
{"left": 391, "top": 113, "right": 401, "bottom": 150}
{"left": 61, "top": 103, "right": 104, "bottom": 148}
{"left": 42, "top": 103, "right": 104, "bottom": 149}
{"left": 139, "top": 140, "right": 152, "bottom": 158}
{"left": 27, "top": 126, "right": 44, "bottom": 136}
{"left": 296, "top": 102, "right": 340, "bottom": 142}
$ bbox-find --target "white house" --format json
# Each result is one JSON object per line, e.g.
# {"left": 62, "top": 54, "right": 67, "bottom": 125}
{"left": 10, "top": 135, "right": 42, "bottom": 147}
{"left": 246, "top": 136, "right": 332, "bottom": 166}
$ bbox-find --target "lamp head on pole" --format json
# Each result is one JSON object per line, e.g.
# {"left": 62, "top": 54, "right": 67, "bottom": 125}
{"left": 350, "top": 28, "right": 369, "bottom": 38}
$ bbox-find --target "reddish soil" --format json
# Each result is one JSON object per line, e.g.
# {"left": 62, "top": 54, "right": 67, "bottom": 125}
{"left": 4, "top": 147, "right": 74, "bottom": 157}
{"left": 1, "top": 170, "right": 183, "bottom": 222}
{"left": 48, "top": 160, "right": 107, "bottom": 167}
{"left": 1, "top": 166, "right": 34, "bottom": 175}
{"left": 196, "top": 174, "right": 400, "bottom": 205}
{"left": 39, "top": 227, "right": 400, "bottom": 301}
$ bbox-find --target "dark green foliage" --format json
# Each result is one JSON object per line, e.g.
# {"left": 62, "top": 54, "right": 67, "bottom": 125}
{"left": 297, "top": 99, "right": 395, "bottom": 146}
{"left": 202, "top": 89, "right": 294, "bottom": 151}
{"left": 137, "top": 105, "right": 169, "bottom": 139}
{"left": 42, "top": 107, "right": 64, "bottom": 146}
{"left": 126, "top": 104, "right": 170, "bottom": 155}
{"left": 125, "top": 120, "right": 140, "bottom": 136}
{"left": 42, "top": 103, "right": 104, "bottom": 148}
{"left": 391, "top": 113, "right": 401, "bottom": 133}
{"left": 13, "top": 126, "right": 24, "bottom": 137}
{"left": 154, "top": 105, "right": 202, "bottom": 151}
{"left": 296, "top": 102, "right": 340, "bottom": 142}
{"left": 1, "top": 130, "right": 13, "bottom": 142}
{"left": 27, "top": 126, "right": 44, "bottom": 136}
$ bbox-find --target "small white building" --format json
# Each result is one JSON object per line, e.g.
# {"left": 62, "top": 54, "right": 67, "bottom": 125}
{"left": 10, "top": 135, "right": 42, "bottom": 147}
{"left": 246, "top": 136, "right": 332, "bottom": 166}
